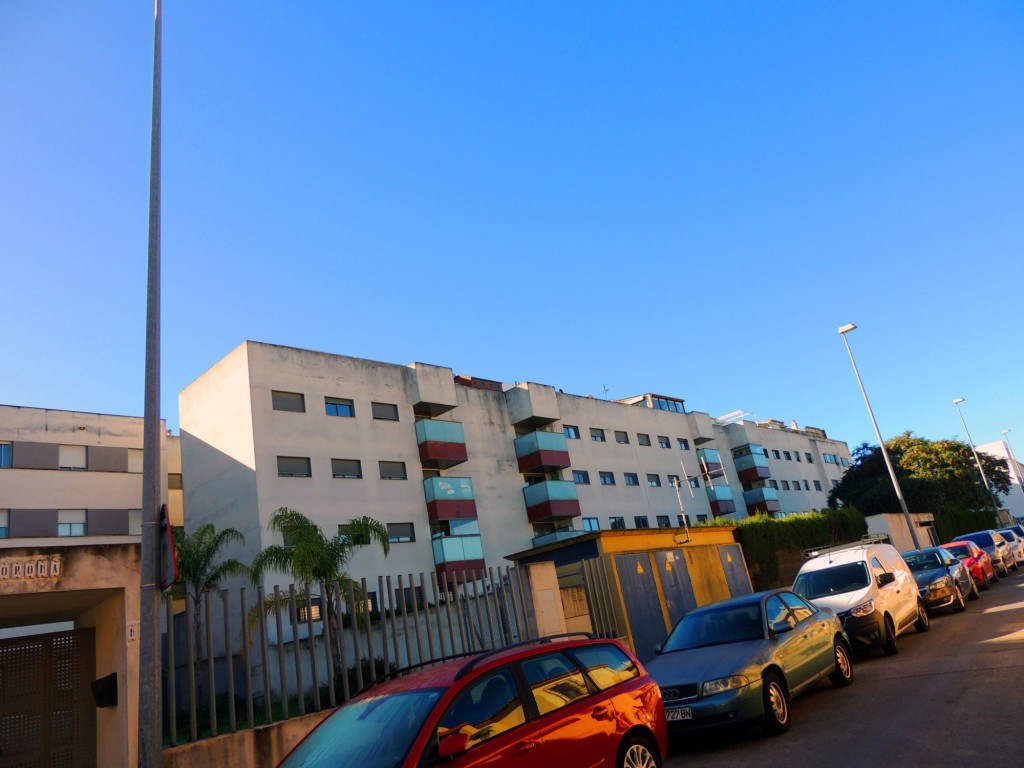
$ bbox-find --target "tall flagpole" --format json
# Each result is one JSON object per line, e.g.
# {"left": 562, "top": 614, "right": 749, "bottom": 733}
{"left": 139, "top": 0, "right": 163, "bottom": 765}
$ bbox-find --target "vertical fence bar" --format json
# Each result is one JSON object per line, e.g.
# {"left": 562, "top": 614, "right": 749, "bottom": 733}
{"left": 597, "top": 557, "right": 619, "bottom": 637}
{"left": 508, "top": 566, "right": 527, "bottom": 643}
{"left": 287, "top": 586, "right": 305, "bottom": 716}
{"left": 461, "top": 571, "right": 476, "bottom": 651}
{"left": 481, "top": 568, "right": 498, "bottom": 647}
{"left": 388, "top": 581, "right": 401, "bottom": 675}
{"left": 396, "top": 574, "right": 414, "bottom": 666}
{"left": 409, "top": 573, "right": 425, "bottom": 664}
{"left": 347, "top": 581, "right": 363, "bottom": 692}
{"left": 441, "top": 573, "right": 458, "bottom": 654}
{"left": 185, "top": 598, "right": 197, "bottom": 741}
{"left": 363, "top": 578, "right": 376, "bottom": 686}
{"left": 165, "top": 595, "right": 177, "bottom": 746}
{"left": 336, "top": 582, "right": 351, "bottom": 703}
{"left": 256, "top": 586, "right": 273, "bottom": 724}
{"left": 205, "top": 596, "right": 217, "bottom": 736}
{"left": 514, "top": 565, "right": 533, "bottom": 640}
{"left": 492, "top": 567, "right": 510, "bottom": 644}
{"left": 418, "top": 572, "right": 434, "bottom": 662}
{"left": 221, "top": 589, "right": 236, "bottom": 732}
{"left": 320, "top": 584, "right": 336, "bottom": 708}
{"left": 304, "top": 582, "right": 321, "bottom": 711}
{"left": 470, "top": 571, "right": 488, "bottom": 648}
{"left": 582, "top": 560, "right": 603, "bottom": 636}
{"left": 272, "top": 586, "right": 289, "bottom": 720}
{"left": 384, "top": 575, "right": 397, "bottom": 672}
{"left": 430, "top": 571, "right": 448, "bottom": 657}
{"left": 240, "top": 588, "right": 254, "bottom": 729}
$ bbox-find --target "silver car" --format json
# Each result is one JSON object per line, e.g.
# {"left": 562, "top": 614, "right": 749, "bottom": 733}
{"left": 955, "top": 530, "right": 1016, "bottom": 577}
{"left": 998, "top": 529, "right": 1024, "bottom": 567}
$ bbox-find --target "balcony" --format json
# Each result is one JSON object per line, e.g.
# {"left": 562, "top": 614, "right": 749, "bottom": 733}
{"left": 431, "top": 534, "right": 485, "bottom": 580}
{"left": 531, "top": 528, "right": 588, "bottom": 549}
{"left": 408, "top": 362, "right": 458, "bottom": 417}
{"left": 415, "top": 419, "right": 468, "bottom": 469}
{"left": 733, "top": 451, "right": 771, "bottom": 483}
{"left": 697, "top": 448, "right": 724, "bottom": 477}
{"left": 422, "top": 476, "right": 478, "bottom": 521}
{"left": 743, "top": 486, "right": 781, "bottom": 514}
{"left": 505, "top": 383, "right": 560, "bottom": 428}
{"left": 705, "top": 484, "right": 736, "bottom": 516}
{"left": 522, "top": 480, "right": 581, "bottom": 524}
{"left": 514, "top": 431, "right": 571, "bottom": 474}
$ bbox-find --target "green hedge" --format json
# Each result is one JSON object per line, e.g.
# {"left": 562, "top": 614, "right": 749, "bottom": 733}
{"left": 734, "top": 507, "right": 867, "bottom": 590}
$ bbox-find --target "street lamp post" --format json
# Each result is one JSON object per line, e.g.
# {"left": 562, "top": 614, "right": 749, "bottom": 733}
{"left": 838, "top": 324, "right": 921, "bottom": 549}
{"left": 953, "top": 397, "right": 1002, "bottom": 520}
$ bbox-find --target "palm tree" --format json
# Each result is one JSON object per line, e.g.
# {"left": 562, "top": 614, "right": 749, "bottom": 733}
{"left": 249, "top": 507, "right": 390, "bottom": 682}
{"left": 172, "top": 523, "right": 249, "bottom": 704}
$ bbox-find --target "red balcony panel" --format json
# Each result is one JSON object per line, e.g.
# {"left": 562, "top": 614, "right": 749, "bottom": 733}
{"left": 419, "top": 441, "right": 468, "bottom": 470}
{"left": 426, "top": 499, "right": 479, "bottom": 521}
{"left": 737, "top": 466, "right": 772, "bottom": 483}
{"left": 516, "top": 449, "right": 571, "bottom": 474}
{"left": 710, "top": 500, "right": 737, "bottom": 516}
{"left": 526, "top": 499, "right": 582, "bottom": 524}
{"left": 435, "top": 560, "right": 487, "bottom": 583}
{"left": 747, "top": 499, "right": 781, "bottom": 514}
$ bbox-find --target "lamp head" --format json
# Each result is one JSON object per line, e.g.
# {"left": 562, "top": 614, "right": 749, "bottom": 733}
{"left": 953, "top": 397, "right": 965, "bottom": 405}
{"left": 1003, "top": 429, "right": 1011, "bottom": 436}
{"left": 838, "top": 323, "right": 857, "bottom": 335}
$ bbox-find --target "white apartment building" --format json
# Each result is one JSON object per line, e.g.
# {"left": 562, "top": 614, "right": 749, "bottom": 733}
{"left": 978, "top": 438, "right": 1024, "bottom": 522}
{"left": 179, "top": 342, "right": 853, "bottom": 592}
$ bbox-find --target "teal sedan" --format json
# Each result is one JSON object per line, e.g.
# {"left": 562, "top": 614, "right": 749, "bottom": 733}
{"left": 645, "top": 590, "right": 853, "bottom": 734}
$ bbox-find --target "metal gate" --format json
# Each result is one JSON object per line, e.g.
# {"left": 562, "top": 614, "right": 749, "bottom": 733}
{"left": 0, "top": 628, "right": 96, "bottom": 768}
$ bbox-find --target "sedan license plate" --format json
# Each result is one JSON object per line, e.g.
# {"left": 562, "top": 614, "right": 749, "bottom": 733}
{"left": 666, "top": 707, "right": 692, "bottom": 721}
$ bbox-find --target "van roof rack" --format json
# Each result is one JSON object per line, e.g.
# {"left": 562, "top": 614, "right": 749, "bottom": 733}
{"left": 802, "top": 533, "right": 891, "bottom": 561}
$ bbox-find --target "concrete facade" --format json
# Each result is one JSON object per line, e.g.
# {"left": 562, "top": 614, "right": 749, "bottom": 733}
{"left": 978, "top": 439, "right": 1024, "bottom": 522}
{"left": 179, "top": 342, "right": 853, "bottom": 591}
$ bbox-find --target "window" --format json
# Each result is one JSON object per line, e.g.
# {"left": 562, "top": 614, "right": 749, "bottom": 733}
{"left": 781, "top": 480, "right": 790, "bottom": 490}
{"left": 563, "top": 425, "right": 581, "bottom": 439}
{"left": 696, "top": 514, "right": 708, "bottom": 523}
{"left": 647, "top": 474, "right": 661, "bottom": 487}
{"left": 772, "top": 450, "right": 781, "bottom": 460}
{"left": 0, "top": 510, "right": 8, "bottom": 538}
{"left": 814, "top": 480, "right": 823, "bottom": 491}
{"left": 780, "top": 592, "right": 815, "bottom": 622}
{"left": 521, "top": 653, "right": 589, "bottom": 716}
{"left": 371, "top": 402, "right": 399, "bottom": 421}
{"left": 795, "top": 452, "right": 802, "bottom": 462}
{"left": 387, "top": 522, "right": 415, "bottom": 543}
{"left": 325, "top": 397, "right": 355, "bottom": 417}
{"left": 379, "top": 461, "right": 407, "bottom": 480}
{"left": 769, "top": 479, "right": 779, "bottom": 489}
{"left": 824, "top": 453, "right": 838, "bottom": 465}
{"left": 765, "top": 595, "right": 795, "bottom": 631}
{"left": 656, "top": 515, "right": 671, "bottom": 528}
{"left": 677, "top": 438, "right": 690, "bottom": 450}
{"left": 658, "top": 436, "right": 671, "bottom": 449}
{"left": 763, "top": 448, "right": 770, "bottom": 458}
{"left": 624, "top": 473, "right": 639, "bottom": 486}
{"left": 599, "top": 471, "right": 615, "bottom": 486}
{"left": 568, "top": 644, "right": 638, "bottom": 690}
{"left": 633, "top": 516, "right": 650, "bottom": 529}
{"left": 803, "top": 479, "right": 811, "bottom": 490}
{"left": 271, "top": 390, "right": 306, "bottom": 413}
{"left": 677, "top": 514, "right": 688, "bottom": 527}
{"left": 331, "top": 458, "right": 362, "bottom": 478}
{"left": 841, "top": 457, "right": 851, "bottom": 467}
{"left": 339, "top": 523, "right": 370, "bottom": 545}
{"left": 667, "top": 474, "right": 680, "bottom": 487}
{"left": 688, "top": 477, "right": 700, "bottom": 489}
{"left": 610, "top": 516, "right": 626, "bottom": 530}
{"left": 59, "top": 444, "right": 87, "bottom": 471}
{"left": 590, "top": 428, "right": 606, "bottom": 442}
{"left": 831, "top": 479, "right": 840, "bottom": 489}
{"left": 127, "top": 448, "right": 143, "bottom": 473}
{"left": 783, "top": 451, "right": 792, "bottom": 461}
{"left": 614, "top": 430, "right": 630, "bottom": 444}
{"left": 583, "top": 517, "right": 600, "bottom": 531}
{"left": 58, "top": 509, "right": 86, "bottom": 537}
{"left": 805, "top": 453, "right": 813, "bottom": 463}
{"left": 168, "top": 473, "right": 183, "bottom": 490}
{"left": 572, "top": 470, "right": 591, "bottom": 485}
{"left": 0, "top": 442, "right": 10, "bottom": 468}
{"left": 277, "top": 456, "right": 312, "bottom": 477}
{"left": 438, "top": 668, "right": 525, "bottom": 747}
{"left": 637, "top": 433, "right": 651, "bottom": 446}
{"left": 128, "top": 509, "right": 142, "bottom": 536}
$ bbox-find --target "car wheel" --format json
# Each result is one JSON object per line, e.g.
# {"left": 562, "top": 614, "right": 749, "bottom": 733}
{"left": 1000, "top": 557, "right": 1011, "bottom": 577}
{"left": 762, "top": 672, "right": 790, "bottom": 734}
{"left": 952, "top": 584, "right": 966, "bottom": 612}
{"left": 617, "top": 734, "right": 661, "bottom": 768}
{"left": 1011, "top": 558, "right": 1019, "bottom": 572}
{"left": 883, "top": 615, "right": 899, "bottom": 655}
{"left": 829, "top": 641, "right": 854, "bottom": 687}
{"left": 914, "top": 599, "right": 931, "bottom": 632}
{"left": 979, "top": 570, "right": 991, "bottom": 591}
{"left": 967, "top": 576, "right": 980, "bottom": 601}
{"left": 991, "top": 565, "right": 1000, "bottom": 583}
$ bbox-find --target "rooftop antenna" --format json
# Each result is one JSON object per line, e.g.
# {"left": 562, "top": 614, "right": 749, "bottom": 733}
{"left": 602, "top": 384, "right": 610, "bottom": 399}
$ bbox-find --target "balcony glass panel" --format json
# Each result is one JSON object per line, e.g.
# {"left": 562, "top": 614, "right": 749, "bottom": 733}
{"left": 696, "top": 448, "right": 722, "bottom": 466}
{"left": 733, "top": 452, "right": 770, "bottom": 472}
{"left": 743, "top": 487, "right": 780, "bottom": 504}
{"left": 432, "top": 535, "right": 484, "bottom": 564}
{"left": 705, "top": 485, "right": 734, "bottom": 502}
{"left": 423, "top": 476, "right": 475, "bottom": 503}
{"left": 531, "top": 529, "right": 586, "bottom": 548}
{"left": 415, "top": 419, "right": 465, "bottom": 445}
{"left": 523, "top": 480, "right": 579, "bottom": 507}
{"left": 514, "top": 430, "right": 569, "bottom": 457}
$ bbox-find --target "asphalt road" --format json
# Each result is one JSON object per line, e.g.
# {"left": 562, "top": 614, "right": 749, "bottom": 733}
{"left": 663, "top": 570, "right": 1024, "bottom": 768}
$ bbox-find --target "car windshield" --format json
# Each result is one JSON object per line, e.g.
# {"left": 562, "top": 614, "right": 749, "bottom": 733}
{"left": 661, "top": 603, "right": 763, "bottom": 652}
{"left": 961, "top": 532, "right": 993, "bottom": 548}
{"left": 792, "top": 562, "right": 870, "bottom": 599}
{"left": 278, "top": 689, "right": 442, "bottom": 768}
{"left": 903, "top": 552, "right": 942, "bottom": 573}
{"left": 945, "top": 545, "right": 971, "bottom": 559}
{"left": 999, "top": 531, "right": 1018, "bottom": 542}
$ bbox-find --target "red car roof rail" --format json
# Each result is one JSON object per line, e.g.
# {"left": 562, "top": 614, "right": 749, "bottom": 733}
{"left": 453, "top": 632, "right": 599, "bottom": 681}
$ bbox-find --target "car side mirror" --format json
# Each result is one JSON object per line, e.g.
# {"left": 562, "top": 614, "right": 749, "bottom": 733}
{"left": 654, "top": 643, "right": 662, "bottom": 655}
{"left": 770, "top": 620, "right": 795, "bottom": 635}
{"left": 438, "top": 731, "right": 470, "bottom": 759}
{"left": 877, "top": 572, "right": 896, "bottom": 587}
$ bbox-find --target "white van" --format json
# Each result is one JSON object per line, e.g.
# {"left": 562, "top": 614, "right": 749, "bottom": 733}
{"left": 791, "top": 535, "right": 928, "bottom": 654}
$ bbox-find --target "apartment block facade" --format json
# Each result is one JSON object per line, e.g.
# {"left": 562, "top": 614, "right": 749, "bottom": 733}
{"left": 179, "top": 342, "right": 853, "bottom": 590}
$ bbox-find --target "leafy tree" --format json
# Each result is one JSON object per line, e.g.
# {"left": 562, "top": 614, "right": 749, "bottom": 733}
{"left": 172, "top": 524, "right": 249, "bottom": 698}
{"left": 829, "top": 433, "right": 1009, "bottom": 537}
{"left": 250, "top": 507, "right": 390, "bottom": 682}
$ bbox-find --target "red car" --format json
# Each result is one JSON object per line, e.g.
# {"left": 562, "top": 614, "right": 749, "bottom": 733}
{"left": 277, "top": 634, "right": 667, "bottom": 768}
{"left": 942, "top": 540, "right": 998, "bottom": 589}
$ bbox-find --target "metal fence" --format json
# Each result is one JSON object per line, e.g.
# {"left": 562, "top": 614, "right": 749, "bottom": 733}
{"left": 163, "top": 565, "right": 534, "bottom": 745}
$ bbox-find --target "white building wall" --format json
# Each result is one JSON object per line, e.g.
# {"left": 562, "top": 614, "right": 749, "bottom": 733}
{"left": 978, "top": 440, "right": 1024, "bottom": 522}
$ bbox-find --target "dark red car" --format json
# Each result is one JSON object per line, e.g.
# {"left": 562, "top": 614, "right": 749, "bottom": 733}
{"left": 942, "top": 540, "right": 998, "bottom": 589}
{"left": 276, "top": 634, "right": 667, "bottom": 768}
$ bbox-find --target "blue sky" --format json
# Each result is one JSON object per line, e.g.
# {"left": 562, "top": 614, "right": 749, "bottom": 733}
{"left": 2, "top": 2, "right": 1022, "bottom": 453}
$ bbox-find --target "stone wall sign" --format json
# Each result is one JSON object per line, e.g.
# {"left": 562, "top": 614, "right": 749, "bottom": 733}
{"left": 0, "top": 554, "right": 65, "bottom": 593}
